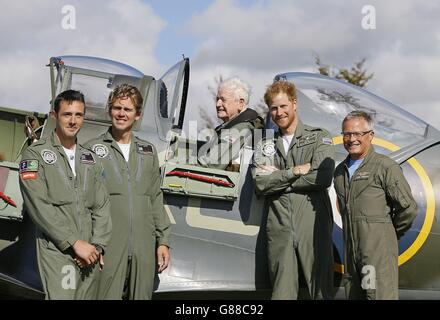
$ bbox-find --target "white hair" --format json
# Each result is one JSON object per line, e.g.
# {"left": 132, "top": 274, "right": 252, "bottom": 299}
{"left": 342, "top": 110, "right": 374, "bottom": 131}
{"left": 219, "top": 77, "right": 251, "bottom": 105}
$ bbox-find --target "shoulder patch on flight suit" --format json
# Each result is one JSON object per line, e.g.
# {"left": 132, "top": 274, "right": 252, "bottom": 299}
{"left": 92, "top": 144, "right": 109, "bottom": 158}
{"left": 41, "top": 149, "right": 57, "bottom": 165}
{"left": 262, "top": 141, "right": 276, "bottom": 156}
{"left": 298, "top": 133, "right": 318, "bottom": 148}
{"left": 20, "top": 172, "right": 38, "bottom": 180}
{"left": 353, "top": 171, "right": 370, "bottom": 180}
{"left": 322, "top": 137, "right": 333, "bottom": 145}
{"left": 80, "top": 152, "right": 96, "bottom": 165}
{"left": 137, "top": 143, "right": 154, "bottom": 155}
{"left": 19, "top": 160, "right": 39, "bottom": 173}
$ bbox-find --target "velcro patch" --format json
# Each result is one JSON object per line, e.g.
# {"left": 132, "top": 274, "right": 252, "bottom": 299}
{"left": 21, "top": 172, "right": 38, "bottom": 180}
{"left": 262, "top": 141, "right": 276, "bottom": 157}
{"left": 137, "top": 143, "right": 153, "bottom": 155}
{"left": 41, "top": 149, "right": 57, "bottom": 165}
{"left": 298, "top": 133, "right": 317, "bottom": 148}
{"left": 322, "top": 137, "right": 333, "bottom": 145}
{"left": 80, "top": 152, "right": 96, "bottom": 164}
{"left": 92, "top": 144, "right": 109, "bottom": 158}
{"left": 353, "top": 171, "right": 370, "bottom": 180}
{"left": 19, "top": 160, "right": 39, "bottom": 173}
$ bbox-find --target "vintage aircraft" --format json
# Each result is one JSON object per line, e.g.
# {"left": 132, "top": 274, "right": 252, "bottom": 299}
{"left": 0, "top": 55, "right": 439, "bottom": 299}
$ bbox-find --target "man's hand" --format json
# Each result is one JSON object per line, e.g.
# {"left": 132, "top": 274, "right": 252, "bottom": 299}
{"left": 72, "top": 240, "right": 100, "bottom": 266}
{"left": 74, "top": 257, "right": 87, "bottom": 269}
{"left": 99, "top": 254, "right": 104, "bottom": 271}
{"left": 293, "top": 163, "right": 311, "bottom": 176}
{"left": 157, "top": 245, "right": 170, "bottom": 273}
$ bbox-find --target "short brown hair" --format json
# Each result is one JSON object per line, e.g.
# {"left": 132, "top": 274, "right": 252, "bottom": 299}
{"left": 264, "top": 81, "right": 297, "bottom": 106}
{"left": 53, "top": 90, "right": 85, "bottom": 114}
{"left": 107, "top": 84, "right": 143, "bottom": 114}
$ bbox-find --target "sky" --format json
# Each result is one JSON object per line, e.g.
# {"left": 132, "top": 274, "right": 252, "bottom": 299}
{"left": 0, "top": 0, "right": 439, "bottom": 129}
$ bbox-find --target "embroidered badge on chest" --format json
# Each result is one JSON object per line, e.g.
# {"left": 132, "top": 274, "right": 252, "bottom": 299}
{"left": 41, "top": 149, "right": 57, "bottom": 165}
{"left": 137, "top": 143, "right": 153, "bottom": 155}
{"left": 92, "top": 144, "right": 109, "bottom": 158}
{"left": 298, "top": 133, "right": 318, "bottom": 148}
{"left": 262, "top": 141, "right": 276, "bottom": 156}
{"left": 80, "top": 152, "right": 96, "bottom": 165}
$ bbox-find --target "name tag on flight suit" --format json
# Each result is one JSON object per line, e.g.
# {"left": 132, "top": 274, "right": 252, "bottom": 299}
{"left": 137, "top": 143, "right": 154, "bottom": 155}
{"left": 298, "top": 133, "right": 317, "bottom": 148}
{"left": 353, "top": 171, "right": 370, "bottom": 181}
{"left": 80, "top": 152, "right": 96, "bottom": 165}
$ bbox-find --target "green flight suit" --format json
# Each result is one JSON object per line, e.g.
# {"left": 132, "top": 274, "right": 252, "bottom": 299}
{"left": 333, "top": 147, "right": 417, "bottom": 300}
{"left": 85, "top": 130, "right": 171, "bottom": 300}
{"left": 198, "top": 108, "right": 264, "bottom": 170}
{"left": 252, "top": 121, "right": 335, "bottom": 300}
{"left": 19, "top": 131, "right": 112, "bottom": 300}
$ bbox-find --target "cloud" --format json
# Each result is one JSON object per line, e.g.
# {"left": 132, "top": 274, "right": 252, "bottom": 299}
{"left": 0, "top": 0, "right": 166, "bottom": 112}
{"left": 185, "top": 0, "right": 440, "bottom": 129}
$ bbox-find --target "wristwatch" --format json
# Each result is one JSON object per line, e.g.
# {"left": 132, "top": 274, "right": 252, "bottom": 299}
{"left": 94, "top": 244, "right": 105, "bottom": 255}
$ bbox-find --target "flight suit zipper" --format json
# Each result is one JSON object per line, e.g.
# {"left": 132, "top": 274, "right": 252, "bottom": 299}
{"left": 347, "top": 166, "right": 358, "bottom": 269}
{"left": 74, "top": 174, "right": 82, "bottom": 236}
{"left": 126, "top": 161, "right": 134, "bottom": 258}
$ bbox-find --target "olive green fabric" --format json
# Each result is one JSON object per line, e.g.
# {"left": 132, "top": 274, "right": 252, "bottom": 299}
{"left": 333, "top": 147, "right": 417, "bottom": 299}
{"left": 198, "top": 108, "right": 264, "bottom": 170}
{"left": 19, "top": 131, "right": 112, "bottom": 300}
{"left": 252, "top": 120, "right": 335, "bottom": 300}
{"left": 85, "top": 130, "right": 171, "bottom": 300}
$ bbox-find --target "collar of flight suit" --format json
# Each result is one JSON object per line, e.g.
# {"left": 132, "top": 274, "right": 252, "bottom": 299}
{"left": 101, "top": 128, "right": 144, "bottom": 175}
{"left": 102, "top": 128, "right": 136, "bottom": 154}
{"left": 343, "top": 146, "right": 380, "bottom": 198}
{"left": 49, "top": 129, "right": 89, "bottom": 151}
{"left": 275, "top": 119, "right": 306, "bottom": 160}
{"left": 215, "top": 108, "right": 259, "bottom": 132}
{"left": 48, "top": 130, "right": 94, "bottom": 181}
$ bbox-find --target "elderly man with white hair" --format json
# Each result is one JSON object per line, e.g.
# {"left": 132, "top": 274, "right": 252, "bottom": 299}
{"left": 198, "top": 77, "right": 264, "bottom": 171}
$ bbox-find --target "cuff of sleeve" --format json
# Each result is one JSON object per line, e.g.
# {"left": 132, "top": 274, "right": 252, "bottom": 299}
{"left": 157, "top": 238, "right": 170, "bottom": 248}
{"left": 284, "top": 168, "right": 295, "bottom": 180}
{"left": 58, "top": 234, "right": 79, "bottom": 252}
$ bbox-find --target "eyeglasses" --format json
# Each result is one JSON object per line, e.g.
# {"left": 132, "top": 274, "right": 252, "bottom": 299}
{"left": 341, "top": 130, "right": 372, "bottom": 139}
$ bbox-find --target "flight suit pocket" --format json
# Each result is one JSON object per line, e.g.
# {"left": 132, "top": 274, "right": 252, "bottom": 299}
{"left": 47, "top": 181, "right": 72, "bottom": 205}
{"left": 135, "top": 155, "right": 154, "bottom": 195}
{"left": 386, "top": 182, "right": 409, "bottom": 208}
{"left": 137, "top": 195, "right": 154, "bottom": 228}
{"left": 44, "top": 163, "right": 73, "bottom": 205}
{"left": 83, "top": 166, "right": 96, "bottom": 208}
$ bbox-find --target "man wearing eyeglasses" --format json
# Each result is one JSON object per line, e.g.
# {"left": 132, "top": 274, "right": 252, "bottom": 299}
{"left": 85, "top": 84, "right": 171, "bottom": 299}
{"left": 333, "top": 111, "right": 417, "bottom": 300}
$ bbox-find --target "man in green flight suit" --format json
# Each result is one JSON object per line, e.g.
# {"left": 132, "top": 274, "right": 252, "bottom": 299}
{"left": 198, "top": 77, "right": 264, "bottom": 171}
{"left": 252, "top": 81, "right": 335, "bottom": 299}
{"left": 333, "top": 111, "right": 417, "bottom": 299}
{"left": 86, "top": 84, "right": 171, "bottom": 300}
{"left": 19, "top": 90, "right": 112, "bottom": 299}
